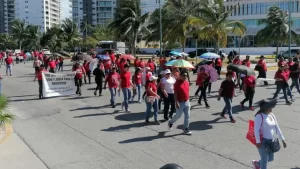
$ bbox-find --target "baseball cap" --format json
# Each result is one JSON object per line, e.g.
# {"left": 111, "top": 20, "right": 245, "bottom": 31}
{"left": 149, "top": 76, "right": 158, "bottom": 81}
{"left": 164, "top": 69, "right": 171, "bottom": 74}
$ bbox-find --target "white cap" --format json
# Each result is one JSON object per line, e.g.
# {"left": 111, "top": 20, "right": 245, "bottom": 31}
{"left": 164, "top": 69, "right": 171, "bottom": 74}
{"left": 149, "top": 76, "right": 158, "bottom": 81}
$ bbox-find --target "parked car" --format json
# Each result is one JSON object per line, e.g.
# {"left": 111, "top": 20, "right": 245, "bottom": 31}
{"left": 188, "top": 49, "right": 212, "bottom": 58}
{"left": 277, "top": 49, "right": 299, "bottom": 59}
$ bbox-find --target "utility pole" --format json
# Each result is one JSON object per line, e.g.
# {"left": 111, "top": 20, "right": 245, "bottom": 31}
{"left": 289, "top": 0, "right": 292, "bottom": 58}
{"left": 158, "top": 0, "right": 163, "bottom": 56}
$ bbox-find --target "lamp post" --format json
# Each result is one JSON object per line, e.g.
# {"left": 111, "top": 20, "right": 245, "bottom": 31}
{"left": 289, "top": 0, "right": 292, "bottom": 58}
{"left": 156, "top": 0, "right": 163, "bottom": 56}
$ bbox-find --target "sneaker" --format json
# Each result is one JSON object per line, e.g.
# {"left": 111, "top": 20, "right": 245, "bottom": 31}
{"left": 205, "top": 105, "right": 210, "bottom": 109}
{"left": 112, "top": 104, "right": 116, "bottom": 108}
{"left": 145, "top": 120, "right": 151, "bottom": 125}
{"left": 286, "top": 101, "right": 292, "bottom": 105}
{"left": 230, "top": 117, "right": 236, "bottom": 123}
{"left": 168, "top": 122, "right": 173, "bottom": 130}
{"left": 79, "top": 93, "right": 82, "bottom": 96}
{"left": 291, "top": 98, "right": 295, "bottom": 102}
{"left": 138, "top": 100, "right": 142, "bottom": 103}
{"left": 252, "top": 160, "right": 260, "bottom": 169}
{"left": 183, "top": 128, "right": 192, "bottom": 135}
{"left": 208, "top": 93, "right": 212, "bottom": 96}
{"left": 153, "top": 120, "right": 161, "bottom": 125}
{"left": 240, "top": 102, "right": 244, "bottom": 109}
{"left": 126, "top": 109, "right": 131, "bottom": 113}
{"left": 94, "top": 91, "right": 96, "bottom": 96}
{"left": 249, "top": 107, "right": 255, "bottom": 111}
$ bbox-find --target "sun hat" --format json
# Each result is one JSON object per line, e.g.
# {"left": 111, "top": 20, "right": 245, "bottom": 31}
{"left": 149, "top": 76, "right": 158, "bottom": 81}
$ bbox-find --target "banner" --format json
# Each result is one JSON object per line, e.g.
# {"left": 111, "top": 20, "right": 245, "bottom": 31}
{"left": 42, "top": 72, "right": 76, "bottom": 97}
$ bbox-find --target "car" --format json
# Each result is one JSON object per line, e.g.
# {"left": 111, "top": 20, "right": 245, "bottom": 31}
{"left": 277, "top": 49, "right": 299, "bottom": 59}
{"left": 188, "top": 49, "right": 212, "bottom": 58}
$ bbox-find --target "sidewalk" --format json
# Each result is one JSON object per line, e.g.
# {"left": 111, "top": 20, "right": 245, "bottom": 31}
{"left": 0, "top": 133, "right": 48, "bottom": 169}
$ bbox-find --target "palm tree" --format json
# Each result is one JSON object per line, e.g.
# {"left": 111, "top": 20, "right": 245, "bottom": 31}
{"left": 109, "top": 0, "right": 150, "bottom": 56}
{"left": 40, "top": 25, "right": 65, "bottom": 52}
{"left": 61, "top": 18, "right": 80, "bottom": 48}
{"left": 188, "top": 0, "right": 246, "bottom": 53}
{"left": 0, "top": 95, "right": 15, "bottom": 127}
{"left": 256, "top": 6, "right": 300, "bottom": 58}
{"left": 0, "top": 34, "right": 16, "bottom": 50}
{"left": 24, "top": 25, "right": 40, "bottom": 50}
{"left": 11, "top": 20, "right": 29, "bottom": 50}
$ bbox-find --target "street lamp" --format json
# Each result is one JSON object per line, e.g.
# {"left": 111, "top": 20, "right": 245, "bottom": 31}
{"left": 156, "top": 0, "right": 163, "bottom": 56}
{"left": 289, "top": 0, "right": 292, "bottom": 58}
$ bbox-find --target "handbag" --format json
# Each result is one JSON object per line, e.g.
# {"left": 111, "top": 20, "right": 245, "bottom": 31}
{"left": 246, "top": 114, "right": 263, "bottom": 145}
{"left": 266, "top": 114, "right": 281, "bottom": 153}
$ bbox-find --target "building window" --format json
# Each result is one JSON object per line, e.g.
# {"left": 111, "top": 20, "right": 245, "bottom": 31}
{"left": 251, "top": 4, "right": 256, "bottom": 15}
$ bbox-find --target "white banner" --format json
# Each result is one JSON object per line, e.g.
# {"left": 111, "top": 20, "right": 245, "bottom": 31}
{"left": 42, "top": 72, "right": 76, "bottom": 97}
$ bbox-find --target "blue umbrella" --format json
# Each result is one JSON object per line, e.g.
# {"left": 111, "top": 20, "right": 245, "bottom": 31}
{"left": 25, "top": 52, "right": 32, "bottom": 59}
{"left": 170, "top": 51, "right": 181, "bottom": 56}
{"left": 96, "top": 55, "right": 110, "bottom": 60}
{"left": 199, "top": 52, "right": 220, "bottom": 59}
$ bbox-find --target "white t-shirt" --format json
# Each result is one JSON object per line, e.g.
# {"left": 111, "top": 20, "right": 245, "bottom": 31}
{"left": 161, "top": 77, "right": 176, "bottom": 94}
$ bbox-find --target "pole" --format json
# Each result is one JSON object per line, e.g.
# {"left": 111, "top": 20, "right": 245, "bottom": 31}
{"left": 289, "top": 0, "right": 292, "bottom": 58}
{"left": 159, "top": 0, "right": 162, "bottom": 56}
{"left": 196, "top": 39, "right": 198, "bottom": 63}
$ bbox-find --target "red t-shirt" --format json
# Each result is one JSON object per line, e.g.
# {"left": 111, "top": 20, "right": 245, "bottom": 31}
{"left": 134, "top": 72, "right": 142, "bottom": 85}
{"left": 5, "top": 57, "right": 13, "bottom": 64}
{"left": 139, "top": 61, "right": 145, "bottom": 68}
{"left": 196, "top": 72, "right": 209, "bottom": 87}
{"left": 0, "top": 53, "right": 3, "bottom": 59}
{"left": 287, "top": 61, "right": 294, "bottom": 67}
{"left": 134, "top": 59, "right": 140, "bottom": 68}
{"left": 243, "top": 75, "right": 256, "bottom": 88}
{"left": 104, "top": 60, "right": 111, "bottom": 70}
{"left": 275, "top": 70, "right": 288, "bottom": 82}
{"left": 174, "top": 79, "right": 190, "bottom": 102}
{"left": 37, "top": 69, "right": 47, "bottom": 80}
{"left": 146, "top": 73, "right": 151, "bottom": 83}
{"left": 106, "top": 72, "right": 120, "bottom": 88}
{"left": 75, "top": 67, "right": 84, "bottom": 79}
{"left": 233, "top": 58, "right": 241, "bottom": 65}
{"left": 242, "top": 59, "right": 251, "bottom": 67}
{"left": 48, "top": 61, "right": 56, "bottom": 69}
{"left": 216, "top": 58, "right": 222, "bottom": 67}
{"left": 110, "top": 53, "right": 116, "bottom": 62}
{"left": 160, "top": 59, "right": 167, "bottom": 70}
{"left": 147, "top": 62, "right": 155, "bottom": 72}
{"left": 120, "top": 71, "right": 131, "bottom": 88}
{"left": 258, "top": 60, "right": 267, "bottom": 71}
{"left": 278, "top": 60, "right": 286, "bottom": 67}
{"left": 147, "top": 82, "right": 157, "bottom": 96}
{"left": 83, "top": 62, "right": 90, "bottom": 72}
{"left": 119, "top": 61, "right": 127, "bottom": 73}
{"left": 220, "top": 80, "right": 235, "bottom": 98}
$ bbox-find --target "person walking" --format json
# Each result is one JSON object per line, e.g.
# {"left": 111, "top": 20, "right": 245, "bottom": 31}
{"left": 196, "top": 67, "right": 210, "bottom": 108}
{"left": 218, "top": 73, "right": 236, "bottom": 123}
{"left": 73, "top": 62, "right": 86, "bottom": 96}
{"left": 58, "top": 56, "right": 64, "bottom": 72}
{"left": 48, "top": 58, "right": 56, "bottom": 73}
{"left": 289, "top": 58, "right": 300, "bottom": 93}
{"left": 161, "top": 69, "right": 176, "bottom": 120}
{"left": 145, "top": 75, "right": 160, "bottom": 125}
{"left": 256, "top": 55, "right": 268, "bottom": 85}
{"left": 215, "top": 57, "right": 222, "bottom": 79}
{"left": 93, "top": 64, "right": 105, "bottom": 96}
{"left": 242, "top": 55, "right": 251, "bottom": 67}
{"left": 83, "top": 60, "right": 91, "bottom": 84}
{"left": 33, "top": 57, "right": 41, "bottom": 81}
{"left": 240, "top": 75, "right": 256, "bottom": 111}
{"left": 4, "top": 55, "right": 14, "bottom": 76}
{"left": 168, "top": 71, "right": 192, "bottom": 135}
{"left": 37, "top": 65, "right": 47, "bottom": 99}
{"left": 119, "top": 64, "right": 132, "bottom": 112}
{"left": 104, "top": 67, "right": 119, "bottom": 107}
{"left": 272, "top": 64, "right": 292, "bottom": 105}
{"left": 131, "top": 67, "right": 143, "bottom": 103}
{"left": 252, "top": 99, "right": 287, "bottom": 169}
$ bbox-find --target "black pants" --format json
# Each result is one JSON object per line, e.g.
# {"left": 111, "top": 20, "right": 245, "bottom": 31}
{"left": 195, "top": 86, "right": 201, "bottom": 96}
{"left": 241, "top": 87, "right": 255, "bottom": 107}
{"left": 239, "top": 77, "right": 244, "bottom": 91}
{"left": 163, "top": 93, "right": 175, "bottom": 119}
{"left": 75, "top": 78, "right": 82, "bottom": 94}
{"left": 58, "top": 62, "right": 63, "bottom": 71}
{"left": 215, "top": 66, "right": 221, "bottom": 76}
{"left": 207, "top": 82, "right": 212, "bottom": 93}
{"left": 85, "top": 70, "right": 91, "bottom": 84}
{"left": 273, "top": 83, "right": 288, "bottom": 102}
{"left": 38, "top": 80, "right": 43, "bottom": 98}
{"left": 49, "top": 68, "right": 55, "bottom": 73}
{"left": 95, "top": 80, "right": 103, "bottom": 95}
{"left": 198, "top": 85, "right": 209, "bottom": 106}
{"left": 258, "top": 70, "right": 268, "bottom": 85}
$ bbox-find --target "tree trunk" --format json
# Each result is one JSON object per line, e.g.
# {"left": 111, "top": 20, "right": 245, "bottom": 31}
{"left": 180, "top": 37, "right": 186, "bottom": 52}
{"left": 215, "top": 38, "right": 220, "bottom": 54}
{"left": 133, "top": 32, "right": 137, "bottom": 56}
{"left": 276, "top": 42, "right": 280, "bottom": 62}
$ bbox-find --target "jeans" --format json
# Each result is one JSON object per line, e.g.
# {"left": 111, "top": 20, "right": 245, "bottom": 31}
{"left": 222, "top": 97, "right": 233, "bottom": 117}
{"left": 258, "top": 138, "right": 275, "bottom": 169}
{"left": 38, "top": 80, "right": 43, "bottom": 97}
{"left": 58, "top": 62, "right": 63, "bottom": 71}
{"left": 290, "top": 77, "right": 300, "bottom": 93}
{"left": 6, "top": 64, "right": 12, "bottom": 75}
{"left": 241, "top": 87, "right": 255, "bottom": 107}
{"left": 169, "top": 101, "right": 191, "bottom": 129}
{"left": 85, "top": 70, "right": 91, "bottom": 84}
{"left": 273, "top": 83, "right": 288, "bottom": 102}
{"left": 145, "top": 98, "right": 158, "bottom": 121}
{"left": 163, "top": 93, "right": 175, "bottom": 119}
{"left": 132, "top": 84, "right": 142, "bottom": 101}
{"left": 95, "top": 80, "right": 103, "bottom": 95}
{"left": 109, "top": 88, "right": 117, "bottom": 105}
{"left": 122, "top": 88, "right": 131, "bottom": 111}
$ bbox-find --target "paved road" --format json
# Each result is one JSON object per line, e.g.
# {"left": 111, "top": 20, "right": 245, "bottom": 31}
{"left": 1, "top": 62, "right": 300, "bottom": 169}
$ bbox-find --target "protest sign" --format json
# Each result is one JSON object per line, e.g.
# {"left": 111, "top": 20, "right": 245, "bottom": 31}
{"left": 42, "top": 72, "right": 76, "bottom": 97}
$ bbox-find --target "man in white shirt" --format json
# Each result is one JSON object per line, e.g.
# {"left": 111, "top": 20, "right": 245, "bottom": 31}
{"left": 161, "top": 69, "right": 176, "bottom": 120}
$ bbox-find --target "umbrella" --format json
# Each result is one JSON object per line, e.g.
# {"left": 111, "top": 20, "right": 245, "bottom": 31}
{"left": 165, "top": 59, "right": 194, "bottom": 69}
{"left": 227, "top": 64, "right": 255, "bottom": 76}
{"left": 120, "top": 54, "right": 135, "bottom": 60}
{"left": 180, "top": 52, "right": 189, "bottom": 56}
{"left": 199, "top": 52, "right": 220, "bottom": 59}
{"left": 197, "top": 65, "right": 218, "bottom": 82}
{"left": 96, "top": 55, "right": 110, "bottom": 60}
{"left": 198, "top": 59, "right": 213, "bottom": 66}
{"left": 57, "top": 51, "right": 72, "bottom": 58}
{"left": 169, "top": 51, "right": 181, "bottom": 56}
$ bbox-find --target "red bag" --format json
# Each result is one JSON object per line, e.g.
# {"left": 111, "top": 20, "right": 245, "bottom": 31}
{"left": 246, "top": 114, "right": 263, "bottom": 145}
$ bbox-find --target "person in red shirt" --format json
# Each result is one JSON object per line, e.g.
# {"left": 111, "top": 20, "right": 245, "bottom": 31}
{"left": 287, "top": 57, "right": 294, "bottom": 67}
{"left": 119, "top": 58, "right": 127, "bottom": 73}
{"left": 37, "top": 64, "right": 47, "bottom": 99}
{"left": 119, "top": 64, "right": 133, "bottom": 112}
{"left": 195, "top": 67, "right": 210, "bottom": 108}
{"left": 242, "top": 55, "right": 251, "bottom": 67}
{"left": 33, "top": 57, "right": 42, "bottom": 81}
{"left": 232, "top": 55, "right": 242, "bottom": 65}
{"left": 0, "top": 52, "right": 3, "bottom": 68}
{"left": 146, "top": 59, "right": 155, "bottom": 72}
{"left": 272, "top": 64, "right": 291, "bottom": 105}
{"left": 83, "top": 60, "right": 91, "bottom": 84}
{"left": 132, "top": 67, "right": 143, "bottom": 102}
{"left": 58, "top": 56, "right": 64, "bottom": 72}
{"left": 168, "top": 71, "right": 192, "bottom": 135}
{"left": 104, "top": 60, "right": 112, "bottom": 75}
{"left": 104, "top": 67, "right": 119, "bottom": 107}
{"left": 240, "top": 75, "right": 256, "bottom": 110}
{"left": 218, "top": 73, "right": 236, "bottom": 123}
{"left": 110, "top": 52, "right": 116, "bottom": 62}
{"left": 215, "top": 57, "right": 222, "bottom": 79}
{"left": 73, "top": 62, "right": 86, "bottom": 96}
{"left": 145, "top": 75, "right": 160, "bottom": 125}
{"left": 277, "top": 56, "right": 286, "bottom": 67}
{"left": 159, "top": 56, "right": 167, "bottom": 71}
{"left": 139, "top": 58, "right": 145, "bottom": 68}
{"left": 48, "top": 58, "right": 56, "bottom": 73}
{"left": 256, "top": 55, "right": 268, "bottom": 85}
{"left": 4, "top": 56, "right": 14, "bottom": 76}
{"left": 134, "top": 57, "right": 140, "bottom": 68}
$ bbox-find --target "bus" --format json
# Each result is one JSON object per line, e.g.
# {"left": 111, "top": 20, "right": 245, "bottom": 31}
{"left": 95, "top": 41, "right": 126, "bottom": 54}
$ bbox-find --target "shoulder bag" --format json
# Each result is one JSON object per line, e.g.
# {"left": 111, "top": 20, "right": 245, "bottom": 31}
{"left": 266, "top": 114, "right": 281, "bottom": 153}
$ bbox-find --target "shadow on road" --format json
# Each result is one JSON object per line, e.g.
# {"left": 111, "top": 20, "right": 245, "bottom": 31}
{"left": 101, "top": 122, "right": 146, "bottom": 132}
{"left": 7, "top": 94, "right": 37, "bottom": 98}
{"left": 62, "top": 96, "right": 92, "bottom": 100}
{"left": 176, "top": 117, "right": 226, "bottom": 131}
{"left": 70, "top": 103, "right": 121, "bottom": 111}
{"left": 119, "top": 132, "right": 183, "bottom": 144}
{"left": 115, "top": 112, "right": 145, "bottom": 122}
{"left": 73, "top": 111, "right": 120, "bottom": 118}
{"left": 291, "top": 168, "right": 300, "bottom": 169}
{"left": 9, "top": 97, "right": 43, "bottom": 102}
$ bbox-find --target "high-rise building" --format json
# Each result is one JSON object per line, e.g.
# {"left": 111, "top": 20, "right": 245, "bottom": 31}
{"left": 0, "top": 0, "right": 5, "bottom": 33}
{"left": 72, "top": 0, "right": 118, "bottom": 32}
{"left": 0, "top": 0, "right": 15, "bottom": 33}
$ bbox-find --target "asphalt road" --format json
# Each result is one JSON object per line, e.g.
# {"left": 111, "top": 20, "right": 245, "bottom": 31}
{"left": 2, "top": 62, "right": 300, "bottom": 169}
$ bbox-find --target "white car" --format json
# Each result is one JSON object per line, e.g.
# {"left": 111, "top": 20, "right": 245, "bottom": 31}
{"left": 42, "top": 49, "right": 51, "bottom": 55}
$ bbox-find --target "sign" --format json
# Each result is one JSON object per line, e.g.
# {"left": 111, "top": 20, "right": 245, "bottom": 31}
{"left": 42, "top": 72, "right": 76, "bottom": 97}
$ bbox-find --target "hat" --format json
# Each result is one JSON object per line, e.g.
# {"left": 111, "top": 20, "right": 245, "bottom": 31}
{"left": 164, "top": 69, "right": 171, "bottom": 74}
{"left": 160, "top": 163, "right": 183, "bottom": 169}
{"left": 149, "top": 76, "right": 158, "bottom": 81}
{"left": 145, "top": 67, "right": 151, "bottom": 71}
{"left": 259, "top": 99, "right": 277, "bottom": 111}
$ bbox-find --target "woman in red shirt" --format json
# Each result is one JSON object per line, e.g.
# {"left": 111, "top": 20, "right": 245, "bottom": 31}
{"left": 132, "top": 68, "right": 143, "bottom": 102}
{"left": 105, "top": 67, "right": 120, "bottom": 108}
{"left": 145, "top": 75, "right": 160, "bottom": 125}
{"left": 215, "top": 57, "right": 222, "bottom": 79}
{"left": 146, "top": 59, "right": 155, "bottom": 72}
{"left": 83, "top": 60, "right": 91, "bottom": 84}
{"left": 256, "top": 55, "right": 268, "bottom": 85}
{"left": 195, "top": 67, "right": 210, "bottom": 108}
{"left": 73, "top": 62, "right": 86, "bottom": 96}
{"left": 272, "top": 64, "right": 291, "bottom": 105}
{"left": 119, "top": 64, "right": 132, "bottom": 112}
{"left": 37, "top": 64, "right": 47, "bottom": 99}
{"left": 240, "top": 75, "right": 256, "bottom": 110}
{"left": 48, "top": 58, "right": 56, "bottom": 73}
